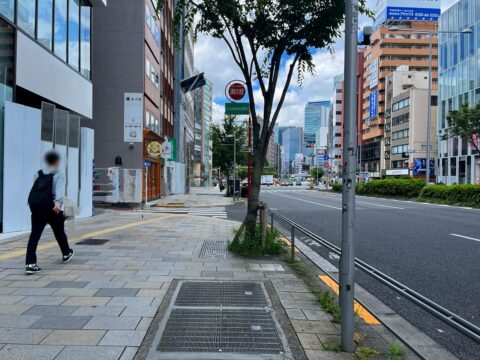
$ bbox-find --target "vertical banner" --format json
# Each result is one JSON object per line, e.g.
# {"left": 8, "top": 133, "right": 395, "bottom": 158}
{"left": 124, "top": 93, "right": 143, "bottom": 143}
{"left": 369, "top": 90, "right": 378, "bottom": 118}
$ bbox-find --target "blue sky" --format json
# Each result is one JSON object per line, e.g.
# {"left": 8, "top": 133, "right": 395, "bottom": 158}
{"left": 195, "top": 0, "right": 458, "bottom": 127}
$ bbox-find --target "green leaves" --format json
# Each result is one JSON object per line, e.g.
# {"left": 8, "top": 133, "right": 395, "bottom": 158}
{"left": 446, "top": 102, "right": 480, "bottom": 155}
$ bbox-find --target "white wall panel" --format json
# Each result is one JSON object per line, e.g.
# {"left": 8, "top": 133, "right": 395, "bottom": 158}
{"left": 78, "top": 128, "right": 94, "bottom": 218}
{"left": 3, "top": 102, "right": 42, "bottom": 233}
{"left": 16, "top": 33, "right": 92, "bottom": 118}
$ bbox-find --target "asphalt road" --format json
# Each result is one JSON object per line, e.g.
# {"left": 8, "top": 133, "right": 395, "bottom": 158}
{"left": 227, "top": 187, "right": 480, "bottom": 360}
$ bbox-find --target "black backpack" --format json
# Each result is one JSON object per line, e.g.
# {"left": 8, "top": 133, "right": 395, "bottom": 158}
{"left": 28, "top": 170, "right": 55, "bottom": 213}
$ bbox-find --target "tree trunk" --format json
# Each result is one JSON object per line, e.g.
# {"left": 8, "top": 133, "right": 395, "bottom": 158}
{"left": 245, "top": 149, "right": 265, "bottom": 240}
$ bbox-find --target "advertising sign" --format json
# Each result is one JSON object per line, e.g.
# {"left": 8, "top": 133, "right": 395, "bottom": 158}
{"left": 386, "top": 169, "right": 409, "bottom": 176}
{"left": 225, "top": 81, "right": 247, "bottom": 102}
{"left": 369, "top": 90, "right": 379, "bottom": 119}
{"left": 412, "top": 158, "right": 435, "bottom": 176}
{"left": 369, "top": 58, "right": 379, "bottom": 89}
{"left": 375, "top": 0, "right": 440, "bottom": 25}
{"left": 162, "top": 138, "right": 177, "bottom": 161}
{"left": 124, "top": 93, "right": 143, "bottom": 143}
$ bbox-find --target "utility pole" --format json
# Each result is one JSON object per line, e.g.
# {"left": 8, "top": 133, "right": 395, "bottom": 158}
{"left": 340, "top": 0, "right": 358, "bottom": 353}
{"left": 233, "top": 137, "right": 237, "bottom": 201}
{"left": 425, "top": 31, "right": 433, "bottom": 186}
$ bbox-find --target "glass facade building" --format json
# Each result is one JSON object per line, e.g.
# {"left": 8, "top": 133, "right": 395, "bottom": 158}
{"left": 303, "top": 101, "right": 330, "bottom": 156}
{"left": 0, "top": 0, "right": 92, "bottom": 79}
{"left": 438, "top": 0, "right": 480, "bottom": 184}
{"left": 281, "top": 127, "right": 303, "bottom": 175}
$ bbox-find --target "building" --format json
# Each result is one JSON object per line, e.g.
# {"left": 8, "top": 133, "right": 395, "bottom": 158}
{"left": 281, "top": 127, "right": 303, "bottom": 175}
{"left": 304, "top": 101, "right": 330, "bottom": 157}
{"left": 92, "top": 0, "right": 175, "bottom": 201}
{"left": 329, "top": 74, "right": 344, "bottom": 176}
{"left": 192, "top": 78, "right": 213, "bottom": 186}
{"left": 0, "top": 0, "right": 104, "bottom": 232}
{"left": 256, "top": 117, "right": 276, "bottom": 168}
{"left": 384, "top": 67, "right": 437, "bottom": 177}
{"left": 362, "top": 0, "right": 439, "bottom": 178}
{"left": 438, "top": 0, "right": 480, "bottom": 184}
{"left": 173, "top": 6, "right": 195, "bottom": 194}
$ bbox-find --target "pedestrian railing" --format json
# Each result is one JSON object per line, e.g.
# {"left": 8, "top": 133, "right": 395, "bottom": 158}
{"left": 269, "top": 210, "right": 480, "bottom": 358}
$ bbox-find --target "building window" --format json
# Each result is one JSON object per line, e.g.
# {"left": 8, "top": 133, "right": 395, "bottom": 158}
{"left": 80, "top": 1, "right": 90, "bottom": 78}
{"left": 0, "top": 0, "right": 15, "bottom": 21}
{"left": 68, "top": 0, "right": 80, "bottom": 70}
{"left": 37, "top": 0, "right": 54, "bottom": 50}
{"left": 392, "top": 98, "right": 410, "bottom": 111}
{"left": 392, "top": 144, "right": 408, "bottom": 155}
{"left": 17, "top": 0, "right": 36, "bottom": 36}
{"left": 392, "top": 113, "right": 409, "bottom": 126}
{"left": 392, "top": 129, "right": 409, "bottom": 140}
{"left": 55, "top": 0, "right": 68, "bottom": 61}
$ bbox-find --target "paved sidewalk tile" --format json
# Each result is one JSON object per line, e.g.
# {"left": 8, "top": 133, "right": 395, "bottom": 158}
{"left": 0, "top": 344, "right": 63, "bottom": 360}
{"left": 119, "top": 346, "right": 138, "bottom": 360}
{"left": 30, "top": 315, "right": 92, "bottom": 329}
{"left": 83, "top": 316, "right": 141, "bottom": 330}
{"left": 71, "top": 306, "right": 125, "bottom": 317}
{"left": 63, "top": 296, "right": 111, "bottom": 306}
{"left": 99, "top": 330, "right": 147, "bottom": 346}
{"left": 0, "top": 328, "right": 51, "bottom": 344}
{"left": 24, "top": 305, "right": 78, "bottom": 316}
{"left": 41, "top": 330, "right": 106, "bottom": 345}
{"left": 95, "top": 288, "right": 139, "bottom": 297}
{"left": 55, "top": 345, "right": 125, "bottom": 360}
{"left": 0, "top": 315, "right": 42, "bottom": 328}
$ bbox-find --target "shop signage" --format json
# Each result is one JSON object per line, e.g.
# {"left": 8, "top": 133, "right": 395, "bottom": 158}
{"left": 386, "top": 169, "right": 409, "bottom": 176}
{"left": 226, "top": 81, "right": 246, "bottom": 101}
{"left": 124, "top": 93, "right": 143, "bottom": 143}
{"left": 146, "top": 141, "right": 162, "bottom": 159}
{"left": 162, "top": 138, "right": 177, "bottom": 161}
{"left": 375, "top": 0, "right": 440, "bottom": 25}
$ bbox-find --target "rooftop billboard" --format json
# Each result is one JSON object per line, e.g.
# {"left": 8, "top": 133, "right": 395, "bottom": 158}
{"left": 375, "top": 0, "right": 440, "bottom": 25}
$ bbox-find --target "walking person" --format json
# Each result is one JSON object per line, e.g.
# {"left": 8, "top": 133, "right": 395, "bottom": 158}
{"left": 25, "top": 150, "right": 74, "bottom": 274}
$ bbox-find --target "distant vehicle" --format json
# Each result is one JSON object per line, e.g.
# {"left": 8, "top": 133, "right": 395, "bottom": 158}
{"left": 261, "top": 175, "right": 274, "bottom": 185}
{"left": 295, "top": 180, "right": 302, "bottom": 186}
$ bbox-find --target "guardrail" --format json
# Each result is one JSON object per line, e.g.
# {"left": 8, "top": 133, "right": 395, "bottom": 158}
{"left": 269, "top": 210, "right": 480, "bottom": 357}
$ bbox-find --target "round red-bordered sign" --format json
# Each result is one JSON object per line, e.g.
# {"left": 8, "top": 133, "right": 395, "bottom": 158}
{"left": 225, "top": 80, "right": 246, "bottom": 102}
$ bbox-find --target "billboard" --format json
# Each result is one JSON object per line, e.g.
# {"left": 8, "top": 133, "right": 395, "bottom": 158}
{"left": 369, "top": 90, "right": 379, "bottom": 119}
{"left": 412, "top": 158, "right": 435, "bottom": 176}
{"left": 375, "top": 0, "right": 440, "bottom": 25}
{"left": 124, "top": 93, "right": 143, "bottom": 143}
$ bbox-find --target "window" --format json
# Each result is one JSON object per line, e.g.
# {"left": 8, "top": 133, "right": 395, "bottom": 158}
{"left": 55, "top": 0, "right": 68, "bottom": 61}
{"left": 38, "top": 0, "right": 54, "bottom": 50}
{"left": 0, "top": 0, "right": 15, "bottom": 21}
{"left": 392, "top": 144, "right": 408, "bottom": 155}
{"left": 17, "top": 0, "right": 36, "bottom": 36}
{"left": 392, "top": 114, "right": 409, "bottom": 126}
{"left": 392, "top": 129, "right": 409, "bottom": 140}
{"left": 392, "top": 98, "right": 410, "bottom": 111}
{"left": 68, "top": 0, "right": 80, "bottom": 70}
{"left": 145, "top": 2, "right": 160, "bottom": 46}
{"left": 80, "top": 1, "right": 91, "bottom": 78}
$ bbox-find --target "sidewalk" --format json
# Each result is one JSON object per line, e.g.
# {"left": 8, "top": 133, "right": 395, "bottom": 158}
{"left": 151, "top": 186, "right": 235, "bottom": 208}
{"left": 0, "top": 208, "right": 414, "bottom": 360}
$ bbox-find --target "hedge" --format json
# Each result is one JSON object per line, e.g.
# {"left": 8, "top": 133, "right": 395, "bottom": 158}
{"left": 355, "top": 178, "right": 425, "bottom": 198}
{"left": 419, "top": 184, "right": 480, "bottom": 207}
{"left": 332, "top": 182, "right": 342, "bottom": 192}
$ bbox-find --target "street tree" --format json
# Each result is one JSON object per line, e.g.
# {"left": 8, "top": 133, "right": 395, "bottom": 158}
{"left": 211, "top": 116, "right": 248, "bottom": 176}
{"left": 446, "top": 102, "right": 480, "bottom": 155}
{"left": 309, "top": 167, "right": 325, "bottom": 179}
{"left": 156, "top": 0, "right": 372, "bottom": 237}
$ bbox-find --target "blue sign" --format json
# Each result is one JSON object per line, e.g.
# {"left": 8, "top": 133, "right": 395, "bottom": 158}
{"left": 412, "top": 158, "right": 435, "bottom": 176}
{"left": 386, "top": 7, "right": 440, "bottom": 21}
{"left": 369, "top": 90, "right": 378, "bottom": 119}
{"left": 144, "top": 161, "right": 152, "bottom": 167}
{"left": 323, "top": 154, "right": 329, "bottom": 161}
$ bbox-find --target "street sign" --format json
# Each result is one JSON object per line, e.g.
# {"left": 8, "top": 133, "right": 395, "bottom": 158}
{"left": 144, "top": 161, "right": 152, "bottom": 167}
{"left": 323, "top": 161, "right": 329, "bottom": 169}
{"left": 225, "top": 102, "right": 250, "bottom": 115}
{"left": 225, "top": 80, "right": 247, "bottom": 101}
{"left": 323, "top": 154, "right": 330, "bottom": 161}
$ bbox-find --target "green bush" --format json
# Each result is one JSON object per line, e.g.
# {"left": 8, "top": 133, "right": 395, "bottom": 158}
{"left": 332, "top": 182, "right": 342, "bottom": 192}
{"left": 356, "top": 178, "right": 425, "bottom": 198}
{"left": 419, "top": 184, "right": 480, "bottom": 207}
{"left": 228, "top": 224, "right": 287, "bottom": 256}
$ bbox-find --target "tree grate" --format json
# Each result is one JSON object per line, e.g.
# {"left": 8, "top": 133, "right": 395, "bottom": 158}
{"left": 158, "top": 309, "right": 283, "bottom": 354}
{"left": 175, "top": 281, "right": 267, "bottom": 307}
{"left": 199, "top": 241, "right": 228, "bottom": 258}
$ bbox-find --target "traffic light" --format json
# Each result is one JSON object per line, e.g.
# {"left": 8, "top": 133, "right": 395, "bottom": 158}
{"left": 358, "top": 26, "right": 373, "bottom": 46}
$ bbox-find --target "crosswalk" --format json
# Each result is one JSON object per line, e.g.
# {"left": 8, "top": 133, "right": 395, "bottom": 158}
{"left": 261, "top": 189, "right": 313, "bottom": 193}
{"left": 149, "top": 207, "right": 228, "bottom": 219}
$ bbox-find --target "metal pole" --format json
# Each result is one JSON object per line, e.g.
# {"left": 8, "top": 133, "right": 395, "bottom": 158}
{"left": 426, "top": 32, "right": 433, "bottom": 186}
{"left": 233, "top": 137, "right": 237, "bottom": 201}
{"left": 144, "top": 166, "right": 148, "bottom": 208}
{"left": 340, "top": 0, "right": 358, "bottom": 353}
{"left": 248, "top": 116, "right": 252, "bottom": 197}
{"left": 290, "top": 225, "right": 295, "bottom": 262}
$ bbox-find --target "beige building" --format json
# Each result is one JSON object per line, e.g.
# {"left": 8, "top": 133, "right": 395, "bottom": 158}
{"left": 384, "top": 67, "right": 437, "bottom": 177}
{"left": 362, "top": 21, "right": 438, "bottom": 178}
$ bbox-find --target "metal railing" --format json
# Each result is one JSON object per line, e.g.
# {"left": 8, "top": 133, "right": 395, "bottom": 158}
{"left": 270, "top": 210, "right": 480, "bottom": 353}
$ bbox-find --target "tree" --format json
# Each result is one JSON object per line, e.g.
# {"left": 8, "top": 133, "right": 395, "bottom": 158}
{"left": 446, "top": 102, "right": 480, "bottom": 155}
{"left": 211, "top": 116, "right": 248, "bottom": 176}
{"left": 309, "top": 167, "right": 325, "bottom": 179}
{"left": 156, "top": 0, "right": 372, "bottom": 237}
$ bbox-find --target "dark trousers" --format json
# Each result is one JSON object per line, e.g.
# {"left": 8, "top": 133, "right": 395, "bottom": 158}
{"left": 25, "top": 211, "right": 71, "bottom": 265}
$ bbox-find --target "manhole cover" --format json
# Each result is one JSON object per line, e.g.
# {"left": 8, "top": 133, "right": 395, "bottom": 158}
{"left": 200, "top": 241, "right": 228, "bottom": 258}
{"left": 158, "top": 309, "right": 283, "bottom": 354}
{"left": 175, "top": 282, "right": 267, "bottom": 307}
{"left": 76, "top": 238, "right": 110, "bottom": 245}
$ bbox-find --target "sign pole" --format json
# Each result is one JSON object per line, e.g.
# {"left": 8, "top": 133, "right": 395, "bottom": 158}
{"left": 144, "top": 166, "right": 148, "bottom": 209}
{"left": 248, "top": 115, "right": 252, "bottom": 197}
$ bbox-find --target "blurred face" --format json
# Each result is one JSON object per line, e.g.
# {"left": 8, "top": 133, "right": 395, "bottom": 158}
{"left": 49, "top": 160, "right": 59, "bottom": 169}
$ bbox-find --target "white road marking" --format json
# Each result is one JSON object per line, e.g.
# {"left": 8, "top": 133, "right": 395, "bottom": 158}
{"left": 356, "top": 201, "right": 404, "bottom": 210}
{"left": 450, "top": 233, "right": 480, "bottom": 243}
{"left": 267, "top": 192, "right": 342, "bottom": 210}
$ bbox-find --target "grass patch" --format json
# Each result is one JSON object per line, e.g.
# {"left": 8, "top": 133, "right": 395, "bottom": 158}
{"left": 322, "top": 341, "right": 341, "bottom": 352}
{"left": 355, "top": 346, "right": 380, "bottom": 360}
{"left": 228, "top": 223, "right": 287, "bottom": 256}
{"left": 387, "top": 342, "right": 405, "bottom": 360}
{"left": 319, "top": 290, "right": 341, "bottom": 324}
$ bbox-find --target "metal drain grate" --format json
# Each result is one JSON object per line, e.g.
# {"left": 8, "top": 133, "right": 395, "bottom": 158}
{"left": 175, "top": 281, "right": 267, "bottom": 307}
{"left": 158, "top": 309, "right": 283, "bottom": 354}
{"left": 200, "top": 241, "right": 228, "bottom": 258}
{"left": 76, "top": 238, "right": 110, "bottom": 246}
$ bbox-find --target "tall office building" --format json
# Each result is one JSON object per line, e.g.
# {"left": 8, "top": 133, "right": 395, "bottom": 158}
{"left": 438, "top": 0, "right": 480, "bottom": 184}
{"left": 281, "top": 127, "right": 303, "bottom": 175}
{"left": 0, "top": 0, "right": 104, "bottom": 232}
{"left": 329, "top": 74, "right": 344, "bottom": 176}
{"left": 362, "top": 0, "right": 440, "bottom": 178}
{"left": 193, "top": 78, "right": 213, "bottom": 186}
{"left": 304, "top": 101, "right": 330, "bottom": 157}
{"left": 92, "top": 0, "right": 175, "bottom": 201}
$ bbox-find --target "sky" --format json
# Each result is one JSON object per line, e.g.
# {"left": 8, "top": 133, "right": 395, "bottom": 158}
{"left": 194, "top": 0, "right": 459, "bottom": 128}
